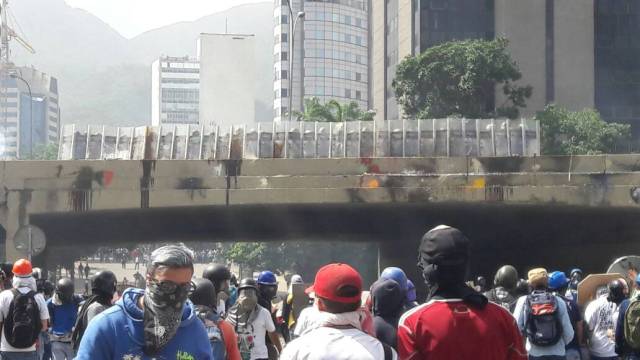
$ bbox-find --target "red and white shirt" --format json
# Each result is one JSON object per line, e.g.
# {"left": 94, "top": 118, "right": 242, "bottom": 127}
{"left": 397, "top": 298, "right": 527, "bottom": 360}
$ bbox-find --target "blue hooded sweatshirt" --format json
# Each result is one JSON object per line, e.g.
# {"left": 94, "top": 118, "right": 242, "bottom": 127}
{"left": 75, "top": 288, "right": 213, "bottom": 360}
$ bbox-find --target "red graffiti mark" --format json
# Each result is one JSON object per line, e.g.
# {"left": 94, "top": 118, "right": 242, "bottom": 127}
{"left": 96, "top": 171, "right": 114, "bottom": 187}
{"left": 360, "top": 158, "right": 381, "bottom": 174}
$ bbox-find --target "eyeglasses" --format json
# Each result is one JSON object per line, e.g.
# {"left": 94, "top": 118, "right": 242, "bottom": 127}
{"left": 149, "top": 279, "right": 196, "bottom": 295}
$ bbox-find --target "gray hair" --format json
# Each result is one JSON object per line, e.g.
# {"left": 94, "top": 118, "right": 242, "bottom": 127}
{"left": 147, "top": 244, "right": 195, "bottom": 275}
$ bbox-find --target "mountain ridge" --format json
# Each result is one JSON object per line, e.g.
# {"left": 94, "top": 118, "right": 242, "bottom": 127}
{"left": 10, "top": 0, "right": 273, "bottom": 126}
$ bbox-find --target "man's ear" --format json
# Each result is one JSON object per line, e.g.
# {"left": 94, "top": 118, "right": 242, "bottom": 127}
{"left": 316, "top": 298, "right": 326, "bottom": 312}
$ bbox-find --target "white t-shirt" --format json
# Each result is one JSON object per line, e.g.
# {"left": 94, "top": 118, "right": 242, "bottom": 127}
{"left": 280, "top": 326, "right": 397, "bottom": 360}
{"left": 293, "top": 306, "right": 321, "bottom": 337}
{"left": 217, "top": 299, "right": 226, "bottom": 318}
{"left": 584, "top": 296, "right": 619, "bottom": 357}
{"left": 0, "top": 288, "right": 49, "bottom": 352}
{"left": 235, "top": 306, "right": 275, "bottom": 360}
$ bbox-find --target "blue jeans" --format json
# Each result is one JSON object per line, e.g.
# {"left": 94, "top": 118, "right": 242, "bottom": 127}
{"left": 1, "top": 352, "right": 38, "bottom": 360}
{"left": 590, "top": 357, "right": 619, "bottom": 360}
{"left": 565, "top": 348, "right": 581, "bottom": 360}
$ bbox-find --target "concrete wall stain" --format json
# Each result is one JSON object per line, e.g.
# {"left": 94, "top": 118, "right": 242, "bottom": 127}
{"left": 359, "top": 158, "right": 381, "bottom": 174}
{"left": 485, "top": 186, "right": 507, "bottom": 202}
{"left": 67, "top": 167, "right": 114, "bottom": 212}
{"left": 224, "top": 160, "right": 242, "bottom": 206}
{"left": 407, "top": 159, "right": 438, "bottom": 174}
{"left": 18, "top": 190, "right": 32, "bottom": 227}
{"left": 140, "top": 160, "right": 156, "bottom": 209}
{"left": 478, "top": 157, "right": 526, "bottom": 173}
{"left": 69, "top": 167, "right": 94, "bottom": 212}
{"left": 177, "top": 177, "right": 208, "bottom": 200}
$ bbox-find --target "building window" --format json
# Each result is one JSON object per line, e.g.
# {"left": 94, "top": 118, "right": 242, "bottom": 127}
{"left": 345, "top": 89, "right": 352, "bottom": 98}
{"left": 281, "top": 70, "right": 288, "bottom": 79}
{"left": 281, "top": 14, "right": 289, "bottom": 24}
{"left": 356, "top": 73, "right": 362, "bottom": 82}
{"left": 281, "top": 33, "right": 288, "bottom": 43}
{"left": 344, "top": 15, "right": 352, "bottom": 25}
{"left": 282, "top": 88, "right": 288, "bottom": 98}
{"left": 356, "top": 91, "right": 362, "bottom": 100}
{"left": 161, "top": 78, "right": 199, "bottom": 84}
{"left": 281, "top": 52, "right": 288, "bottom": 61}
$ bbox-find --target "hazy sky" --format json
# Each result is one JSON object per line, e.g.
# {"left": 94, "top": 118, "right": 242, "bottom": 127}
{"left": 64, "top": 0, "right": 263, "bottom": 38}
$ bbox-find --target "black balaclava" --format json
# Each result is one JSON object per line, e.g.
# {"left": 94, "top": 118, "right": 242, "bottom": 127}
{"left": 418, "top": 225, "right": 487, "bottom": 308}
{"left": 371, "top": 279, "right": 406, "bottom": 321}
{"left": 607, "top": 279, "right": 627, "bottom": 305}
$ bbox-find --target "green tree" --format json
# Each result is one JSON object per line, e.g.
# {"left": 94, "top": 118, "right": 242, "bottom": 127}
{"left": 536, "top": 104, "right": 631, "bottom": 155}
{"left": 223, "top": 242, "right": 288, "bottom": 277}
{"left": 294, "top": 97, "right": 374, "bottom": 122}
{"left": 327, "top": 100, "right": 375, "bottom": 122}
{"left": 392, "top": 38, "right": 532, "bottom": 119}
{"left": 24, "top": 143, "right": 59, "bottom": 160}
{"left": 293, "top": 98, "right": 334, "bottom": 122}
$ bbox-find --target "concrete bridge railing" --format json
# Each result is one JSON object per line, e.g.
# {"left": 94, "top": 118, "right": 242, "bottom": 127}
{"left": 59, "top": 118, "right": 540, "bottom": 161}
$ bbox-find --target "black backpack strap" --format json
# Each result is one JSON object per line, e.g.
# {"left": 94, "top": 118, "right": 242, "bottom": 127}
{"left": 382, "top": 343, "right": 394, "bottom": 360}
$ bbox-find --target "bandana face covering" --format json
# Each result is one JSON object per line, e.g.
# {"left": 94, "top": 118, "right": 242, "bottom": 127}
{"left": 143, "top": 280, "right": 192, "bottom": 356}
{"left": 238, "top": 289, "right": 258, "bottom": 313}
{"left": 227, "top": 289, "right": 259, "bottom": 332}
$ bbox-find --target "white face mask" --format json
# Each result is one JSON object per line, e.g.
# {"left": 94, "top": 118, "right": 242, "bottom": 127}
{"left": 12, "top": 276, "right": 37, "bottom": 292}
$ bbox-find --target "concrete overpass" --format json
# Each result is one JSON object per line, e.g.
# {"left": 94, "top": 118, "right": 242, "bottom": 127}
{"left": 2, "top": 155, "right": 640, "bottom": 282}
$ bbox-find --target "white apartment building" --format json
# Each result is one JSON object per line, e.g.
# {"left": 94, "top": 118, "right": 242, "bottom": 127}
{"left": 0, "top": 66, "right": 60, "bottom": 159}
{"left": 151, "top": 56, "right": 200, "bottom": 126}
{"left": 273, "top": 0, "right": 369, "bottom": 121}
{"left": 198, "top": 33, "right": 256, "bottom": 125}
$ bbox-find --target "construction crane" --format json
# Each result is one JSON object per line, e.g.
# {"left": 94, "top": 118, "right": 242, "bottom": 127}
{"left": 0, "top": 0, "right": 35, "bottom": 66}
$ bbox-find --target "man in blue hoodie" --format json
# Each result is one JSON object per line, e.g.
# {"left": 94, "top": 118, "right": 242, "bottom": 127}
{"left": 75, "top": 244, "right": 213, "bottom": 360}
{"left": 46, "top": 277, "right": 83, "bottom": 360}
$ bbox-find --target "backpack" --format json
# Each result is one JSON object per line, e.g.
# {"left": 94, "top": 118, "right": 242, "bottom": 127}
{"left": 524, "top": 291, "right": 562, "bottom": 346}
{"left": 195, "top": 307, "right": 227, "bottom": 360}
{"left": 3, "top": 289, "right": 42, "bottom": 348}
{"left": 486, "top": 287, "right": 517, "bottom": 313}
{"left": 624, "top": 297, "right": 640, "bottom": 351}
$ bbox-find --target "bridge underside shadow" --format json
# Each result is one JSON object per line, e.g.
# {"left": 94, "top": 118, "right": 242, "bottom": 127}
{"left": 31, "top": 202, "right": 640, "bottom": 282}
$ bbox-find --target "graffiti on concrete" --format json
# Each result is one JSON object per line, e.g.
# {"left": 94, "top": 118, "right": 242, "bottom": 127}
{"left": 68, "top": 167, "right": 114, "bottom": 212}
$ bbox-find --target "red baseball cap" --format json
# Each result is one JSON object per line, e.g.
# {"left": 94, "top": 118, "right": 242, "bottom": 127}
{"left": 306, "top": 263, "right": 362, "bottom": 304}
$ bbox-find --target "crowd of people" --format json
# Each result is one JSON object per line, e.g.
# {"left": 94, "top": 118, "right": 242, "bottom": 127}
{"left": 93, "top": 246, "right": 220, "bottom": 268}
{"left": 0, "top": 225, "right": 638, "bottom": 359}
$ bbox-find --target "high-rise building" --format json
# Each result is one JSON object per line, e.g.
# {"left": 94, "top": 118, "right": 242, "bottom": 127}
{"left": 151, "top": 56, "right": 200, "bottom": 126}
{"left": 594, "top": 0, "right": 640, "bottom": 135}
{"left": 273, "top": 0, "right": 370, "bottom": 122}
{"left": 0, "top": 67, "right": 60, "bottom": 159}
{"left": 198, "top": 33, "right": 256, "bottom": 125}
{"left": 372, "top": 0, "right": 598, "bottom": 124}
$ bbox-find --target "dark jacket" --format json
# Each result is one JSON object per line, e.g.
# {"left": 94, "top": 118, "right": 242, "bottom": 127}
{"left": 372, "top": 279, "right": 406, "bottom": 350}
{"left": 616, "top": 298, "right": 640, "bottom": 357}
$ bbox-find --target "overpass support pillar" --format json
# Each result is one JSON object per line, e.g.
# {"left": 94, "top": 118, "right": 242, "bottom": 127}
{"left": 1, "top": 191, "right": 31, "bottom": 263}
